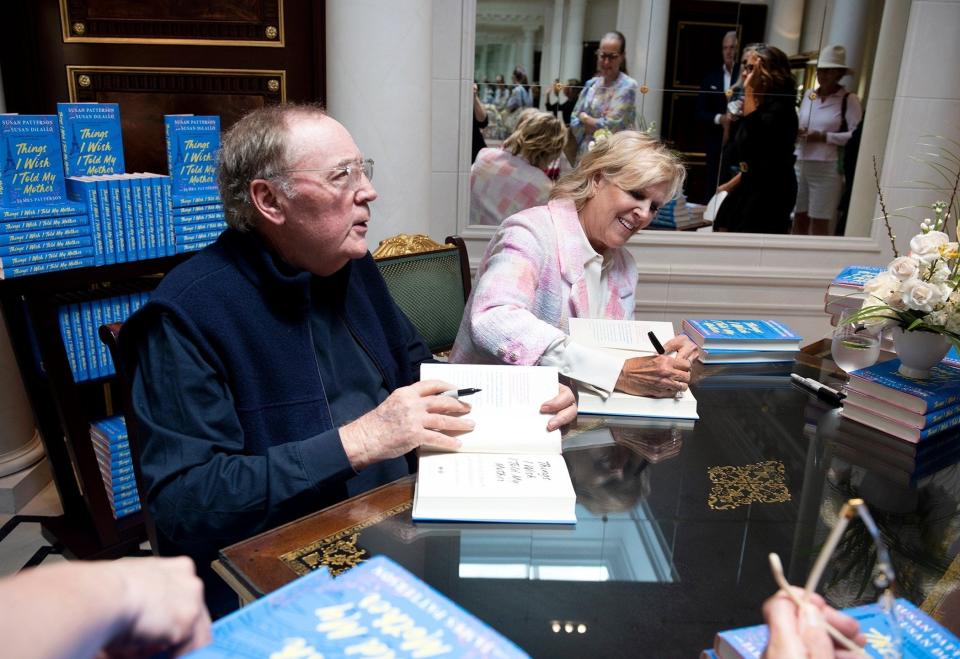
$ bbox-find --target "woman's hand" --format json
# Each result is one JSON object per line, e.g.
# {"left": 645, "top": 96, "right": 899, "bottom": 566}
{"left": 717, "top": 172, "right": 742, "bottom": 193}
{"left": 578, "top": 112, "right": 596, "bottom": 131}
{"left": 615, "top": 335, "right": 698, "bottom": 398}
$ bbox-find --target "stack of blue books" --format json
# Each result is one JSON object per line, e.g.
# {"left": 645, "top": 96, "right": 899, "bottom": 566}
{"left": 57, "top": 291, "right": 150, "bottom": 383}
{"left": 89, "top": 416, "right": 140, "bottom": 519}
{"left": 164, "top": 115, "right": 226, "bottom": 254}
{"left": 0, "top": 114, "right": 93, "bottom": 278}
{"left": 824, "top": 265, "right": 885, "bottom": 323}
{"left": 841, "top": 359, "right": 960, "bottom": 444}
{"left": 59, "top": 102, "right": 179, "bottom": 263}
{"left": 650, "top": 194, "right": 701, "bottom": 229}
{"left": 682, "top": 319, "right": 802, "bottom": 364}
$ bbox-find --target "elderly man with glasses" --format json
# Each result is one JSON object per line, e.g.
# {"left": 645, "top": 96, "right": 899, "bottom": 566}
{"left": 120, "top": 104, "right": 576, "bottom": 617}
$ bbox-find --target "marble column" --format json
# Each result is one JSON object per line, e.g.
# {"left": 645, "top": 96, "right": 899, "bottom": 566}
{"left": 826, "top": 0, "right": 870, "bottom": 89}
{"left": 0, "top": 314, "right": 43, "bottom": 478}
{"left": 0, "top": 68, "right": 43, "bottom": 481}
{"left": 326, "top": 0, "right": 432, "bottom": 246}
{"left": 541, "top": 0, "right": 564, "bottom": 98}
{"left": 801, "top": 0, "right": 829, "bottom": 54}
{"left": 562, "top": 0, "right": 587, "bottom": 82}
{"left": 476, "top": 42, "right": 488, "bottom": 83}
{"left": 627, "top": 0, "right": 669, "bottom": 136}
{"left": 767, "top": 0, "right": 805, "bottom": 56}
{"left": 520, "top": 26, "right": 535, "bottom": 83}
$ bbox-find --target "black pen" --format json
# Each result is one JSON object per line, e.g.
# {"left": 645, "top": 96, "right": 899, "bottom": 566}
{"left": 790, "top": 374, "right": 845, "bottom": 406}
{"left": 647, "top": 331, "right": 666, "bottom": 355}
{"left": 440, "top": 387, "right": 482, "bottom": 399}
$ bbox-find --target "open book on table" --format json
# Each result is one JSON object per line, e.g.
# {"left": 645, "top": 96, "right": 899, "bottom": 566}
{"left": 568, "top": 318, "right": 699, "bottom": 420}
{"left": 413, "top": 363, "right": 576, "bottom": 524}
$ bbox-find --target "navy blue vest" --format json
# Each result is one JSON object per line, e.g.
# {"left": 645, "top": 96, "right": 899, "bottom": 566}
{"left": 123, "top": 229, "right": 423, "bottom": 457}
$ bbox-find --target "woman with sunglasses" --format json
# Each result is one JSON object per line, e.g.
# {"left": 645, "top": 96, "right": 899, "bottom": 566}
{"left": 452, "top": 131, "right": 698, "bottom": 399}
{"left": 713, "top": 44, "right": 799, "bottom": 234}
{"left": 569, "top": 31, "right": 638, "bottom": 162}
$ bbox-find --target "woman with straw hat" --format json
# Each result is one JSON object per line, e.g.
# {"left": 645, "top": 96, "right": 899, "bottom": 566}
{"left": 793, "top": 44, "right": 863, "bottom": 235}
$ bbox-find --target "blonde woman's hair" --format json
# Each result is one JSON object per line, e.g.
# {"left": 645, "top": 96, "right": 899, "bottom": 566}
{"left": 502, "top": 110, "right": 567, "bottom": 170}
{"left": 551, "top": 131, "right": 686, "bottom": 210}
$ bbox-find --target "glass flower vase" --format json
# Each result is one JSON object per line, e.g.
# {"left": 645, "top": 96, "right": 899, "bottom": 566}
{"left": 891, "top": 326, "right": 951, "bottom": 379}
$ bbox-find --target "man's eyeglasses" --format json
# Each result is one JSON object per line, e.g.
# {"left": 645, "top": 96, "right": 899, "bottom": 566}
{"left": 596, "top": 50, "right": 621, "bottom": 61}
{"left": 280, "top": 158, "right": 374, "bottom": 188}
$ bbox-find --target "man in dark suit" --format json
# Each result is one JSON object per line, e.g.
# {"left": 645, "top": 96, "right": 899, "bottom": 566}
{"left": 696, "top": 31, "right": 740, "bottom": 198}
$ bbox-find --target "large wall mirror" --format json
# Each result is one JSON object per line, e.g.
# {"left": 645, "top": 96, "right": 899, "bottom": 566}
{"left": 468, "top": 0, "right": 888, "bottom": 240}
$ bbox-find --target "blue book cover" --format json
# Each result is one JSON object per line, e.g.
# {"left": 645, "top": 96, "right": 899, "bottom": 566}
{"left": 160, "top": 176, "right": 175, "bottom": 255}
{"left": 0, "top": 214, "right": 88, "bottom": 232}
{"left": 0, "top": 115, "right": 70, "bottom": 207}
{"left": 141, "top": 174, "right": 167, "bottom": 257}
{"left": 178, "top": 229, "right": 224, "bottom": 245}
{"left": 91, "top": 440, "right": 132, "bottom": 468}
{"left": 0, "top": 246, "right": 94, "bottom": 267}
{"left": 164, "top": 115, "right": 221, "bottom": 207}
{"left": 0, "top": 201, "right": 85, "bottom": 220}
{"left": 173, "top": 210, "right": 225, "bottom": 225}
{"left": 185, "top": 555, "right": 529, "bottom": 659}
{"left": 175, "top": 222, "right": 226, "bottom": 239}
{"left": 714, "top": 598, "right": 960, "bottom": 658}
{"left": 69, "top": 304, "right": 88, "bottom": 381}
{"left": 682, "top": 319, "right": 802, "bottom": 351}
{"left": 0, "top": 257, "right": 95, "bottom": 279}
{"left": 89, "top": 178, "right": 118, "bottom": 263}
{"left": 92, "top": 300, "right": 110, "bottom": 377}
{"left": 56, "top": 103, "right": 125, "bottom": 177}
{"left": 0, "top": 226, "right": 90, "bottom": 244}
{"left": 80, "top": 301, "right": 99, "bottom": 379}
{"left": 132, "top": 174, "right": 159, "bottom": 259}
{"left": 63, "top": 177, "right": 105, "bottom": 265}
{"left": 58, "top": 305, "right": 78, "bottom": 381}
{"left": 99, "top": 415, "right": 128, "bottom": 441}
{"left": 98, "top": 176, "right": 124, "bottom": 262}
{"left": 848, "top": 360, "right": 960, "bottom": 415}
{"left": 833, "top": 265, "right": 885, "bottom": 288}
{"left": 116, "top": 177, "right": 139, "bottom": 261}
{"left": 175, "top": 241, "right": 208, "bottom": 254}
{"left": 128, "top": 176, "right": 149, "bottom": 259}
{"left": 945, "top": 346, "right": 959, "bottom": 367}
{"left": 0, "top": 236, "right": 93, "bottom": 256}
{"left": 172, "top": 202, "right": 224, "bottom": 218}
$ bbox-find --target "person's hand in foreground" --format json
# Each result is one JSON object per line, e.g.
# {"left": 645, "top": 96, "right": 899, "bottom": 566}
{"left": 540, "top": 383, "right": 577, "bottom": 431}
{"left": 616, "top": 335, "right": 700, "bottom": 398}
{"left": 762, "top": 587, "right": 866, "bottom": 659}
{"left": 0, "top": 556, "right": 211, "bottom": 659}
{"left": 340, "top": 380, "right": 474, "bottom": 469}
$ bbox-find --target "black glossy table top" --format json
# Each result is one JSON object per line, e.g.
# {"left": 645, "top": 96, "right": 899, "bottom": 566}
{"left": 218, "top": 355, "right": 960, "bottom": 658}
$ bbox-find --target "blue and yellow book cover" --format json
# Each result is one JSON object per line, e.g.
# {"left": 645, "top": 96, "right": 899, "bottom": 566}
{"left": 164, "top": 115, "right": 221, "bottom": 206}
{"left": 56, "top": 103, "right": 125, "bottom": 177}
{"left": 0, "top": 115, "right": 71, "bottom": 207}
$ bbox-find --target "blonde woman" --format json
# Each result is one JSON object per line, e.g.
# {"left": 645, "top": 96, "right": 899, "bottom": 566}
{"left": 453, "top": 131, "right": 699, "bottom": 398}
{"left": 470, "top": 110, "right": 567, "bottom": 226}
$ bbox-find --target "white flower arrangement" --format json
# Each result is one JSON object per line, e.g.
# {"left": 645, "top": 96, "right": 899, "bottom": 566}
{"left": 847, "top": 140, "right": 960, "bottom": 350}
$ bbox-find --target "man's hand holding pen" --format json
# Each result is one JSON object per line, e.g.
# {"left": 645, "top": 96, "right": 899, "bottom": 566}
{"left": 615, "top": 334, "right": 700, "bottom": 398}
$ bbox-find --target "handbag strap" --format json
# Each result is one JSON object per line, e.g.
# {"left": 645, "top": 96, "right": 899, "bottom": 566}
{"left": 839, "top": 92, "right": 849, "bottom": 133}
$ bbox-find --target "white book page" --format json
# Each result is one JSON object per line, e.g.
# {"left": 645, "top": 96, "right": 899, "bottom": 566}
{"left": 419, "top": 363, "right": 561, "bottom": 454}
{"left": 568, "top": 318, "right": 675, "bottom": 354}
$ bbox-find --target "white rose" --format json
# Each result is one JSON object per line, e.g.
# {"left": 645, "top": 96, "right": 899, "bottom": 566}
{"left": 862, "top": 272, "right": 901, "bottom": 305}
{"left": 910, "top": 231, "right": 949, "bottom": 264}
{"left": 900, "top": 278, "right": 943, "bottom": 312}
{"left": 887, "top": 256, "right": 919, "bottom": 281}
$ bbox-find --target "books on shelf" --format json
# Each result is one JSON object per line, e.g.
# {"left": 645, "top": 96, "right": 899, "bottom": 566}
{"left": 185, "top": 555, "right": 529, "bottom": 658}
{"left": 164, "top": 114, "right": 222, "bottom": 208}
{"left": 56, "top": 102, "right": 125, "bottom": 177}
{"left": 568, "top": 317, "right": 700, "bottom": 419}
{"left": 412, "top": 363, "right": 576, "bottom": 524}
{"left": 824, "top": 265, "right": 885, "bottom": 315}
{"left": 712, "top": 597, "right": 960, "bottom": 658}
{"left": 682, "top": 319, "right": 802, "bottom": 353}
{"left": 0, "top": 114, "right": 98, "bottom": 277}
{"left": 845, "top": 359, "right": 960, "bottom": 416}
{"left": 57, "top": 291, "right": 149, "bottom": 383}
{"left": 89, "top": 416, "right": 141, "bottom": 519}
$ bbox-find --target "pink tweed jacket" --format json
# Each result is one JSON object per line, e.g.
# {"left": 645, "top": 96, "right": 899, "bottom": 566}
{"left": 450, "top": 198, "right": 637, "bottom": 366}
